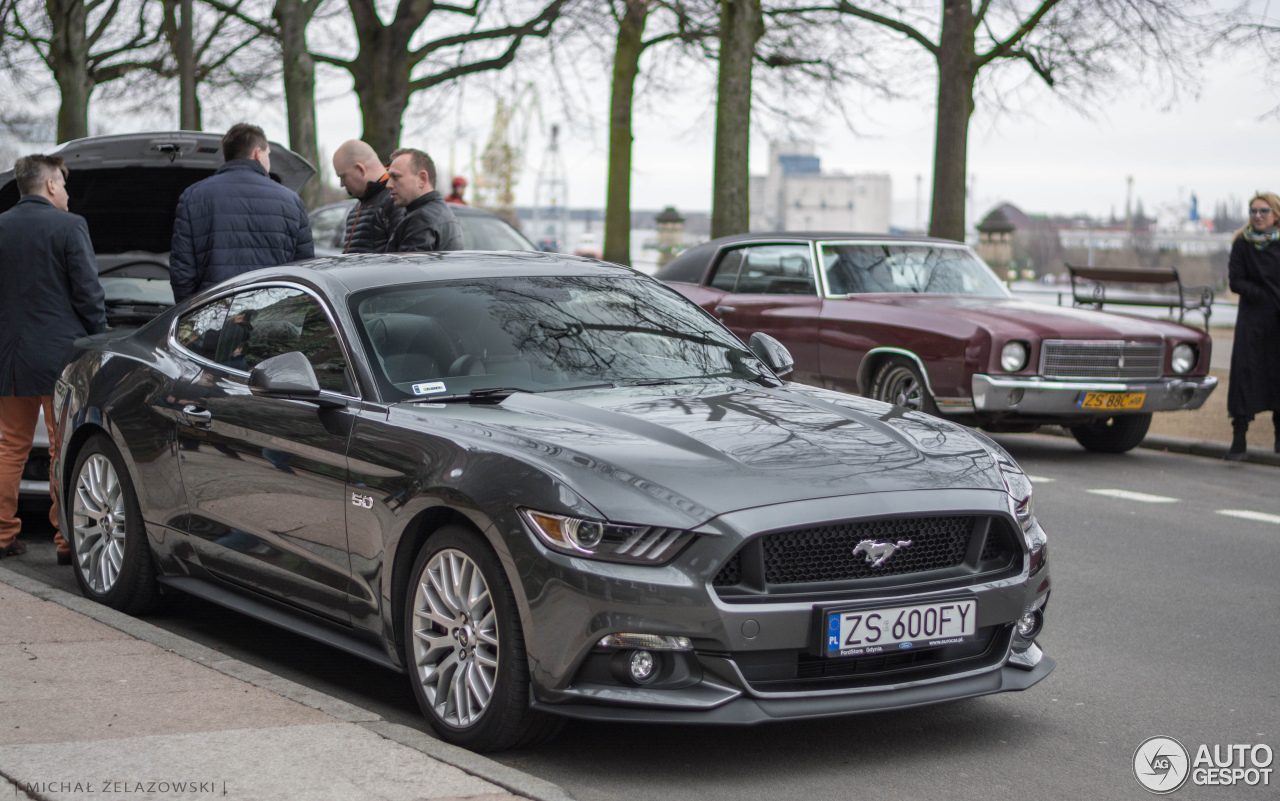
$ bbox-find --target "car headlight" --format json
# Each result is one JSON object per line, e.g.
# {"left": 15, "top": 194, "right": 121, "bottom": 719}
{"left": 520, "top": 508, "right": 696, "bottom": 565}
{"left": 1171, "top": 343, "right": 1196, "bottom": 374}
{"left": 1000, "top": 341, "right": 1028, "bottom": 372}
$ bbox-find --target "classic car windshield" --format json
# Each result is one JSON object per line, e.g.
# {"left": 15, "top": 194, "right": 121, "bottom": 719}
{"left": 351, "top": 276, "right": 766, "bottom": 401}
{"left": 821, "top": 244, "right": 1010, "bottom": 297}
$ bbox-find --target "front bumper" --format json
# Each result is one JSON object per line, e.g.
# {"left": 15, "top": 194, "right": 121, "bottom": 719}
{"left": 514, "top": 489, "right": 1054, "bottom": 723}
{"left": 971, "top": 374, "right": 1218, "bottom": 414}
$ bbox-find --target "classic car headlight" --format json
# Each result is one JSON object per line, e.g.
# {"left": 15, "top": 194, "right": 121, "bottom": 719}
{"left": 1000, "top": 341, "right": 1028, "bottom": 372}
{"left": 1171, "top": 343, "right": 1197, "bottom": 374}
{"left": 520, "top": 509, "right": 696, "bottom": 565}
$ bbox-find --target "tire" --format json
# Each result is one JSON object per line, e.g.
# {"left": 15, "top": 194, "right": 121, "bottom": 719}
{"left": 68, "top": 434, "right": 163, "bottom": 615}
{"left": 869, "top": 356, "right": 939, "bottom": 416}
{"left": 1069, "top": 413, "right": 1153, "bottom": 453}
{"left": 404, "top": 525, "right": 563, "bottom": 751}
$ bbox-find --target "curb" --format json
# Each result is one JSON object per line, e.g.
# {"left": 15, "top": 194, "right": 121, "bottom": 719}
{"left": 1036, "top": 426, "right": 1280, "bottom": 467}
{"left": 0, "top": 566, "right": 574, "bottom": 801}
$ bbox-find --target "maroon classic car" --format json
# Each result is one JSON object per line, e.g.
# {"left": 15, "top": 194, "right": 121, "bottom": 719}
{"left": 655, "top": 234, "right": 1217, "bottom": 453}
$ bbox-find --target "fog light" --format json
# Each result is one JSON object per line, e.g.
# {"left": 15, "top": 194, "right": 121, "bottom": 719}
{"left": 1016, "top": 609, "right": 1043, "bottom": 640}
{"left": 629, "top": 650, "right": 656, "bottom": 683}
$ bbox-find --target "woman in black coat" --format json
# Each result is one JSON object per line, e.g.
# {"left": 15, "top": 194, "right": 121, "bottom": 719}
{"left": 1226, "top": 192, "right": 1280, "bottom": 459}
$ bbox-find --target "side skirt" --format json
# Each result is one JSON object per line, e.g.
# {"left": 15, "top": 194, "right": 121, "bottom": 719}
{"left": 157, "top": 575, "right": 405, "bottom": 674}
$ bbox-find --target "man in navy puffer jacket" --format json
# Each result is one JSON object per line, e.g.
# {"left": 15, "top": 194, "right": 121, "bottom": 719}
{"left": 170, "top": 123, "right": 313, "bottom": 303}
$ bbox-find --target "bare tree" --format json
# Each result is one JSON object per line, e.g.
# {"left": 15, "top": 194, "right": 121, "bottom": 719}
{"left": 310, "top": 0, "right": 569, "bottom": 161}
{"left": 768, "top": 0, "right": 1210, "bottom": 241}
{"left": 0, "top": 0, "right": 164, "bottom": 141}
{"left": 709, "top": 0, "right": 761, "bottom": 238}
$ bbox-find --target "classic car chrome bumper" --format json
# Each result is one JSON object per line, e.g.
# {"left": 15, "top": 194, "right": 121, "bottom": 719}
{"left": 971, "top": 374, "right": 1218, "bottom": 414}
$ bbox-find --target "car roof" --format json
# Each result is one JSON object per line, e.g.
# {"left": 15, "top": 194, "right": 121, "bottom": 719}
{"left": 700, "top": 231, "right": 962, "bottom": 245}
{"left": 263, "top": 251, "right": 640, "bottom": 296}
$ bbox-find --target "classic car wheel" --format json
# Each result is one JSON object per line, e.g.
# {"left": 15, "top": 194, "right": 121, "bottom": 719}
{"left": 405, "top": 525, "right": 562, "bottom": 751}
{"left": 1069, "top": 413, "right": 1153, "bottom": 453}
{"left": 69, "top": 435, "right": 163, "bottom": 614}
{"left": 870, "top": 357, "right": 939, "bottom": 415}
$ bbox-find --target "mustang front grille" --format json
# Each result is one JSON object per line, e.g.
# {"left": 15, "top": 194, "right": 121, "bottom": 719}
{"left": 712, "top": 515, "right": 1019, "bottom": 593}
{"left": 1040, "top": 340, "right": 1163, "bottom": 380}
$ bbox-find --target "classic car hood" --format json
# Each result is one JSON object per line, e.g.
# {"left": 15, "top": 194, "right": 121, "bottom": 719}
{"left": 401, "top": 381, "right": 1008, "bottom": 528}
{"left": 866, "top": 295, "right": 1196, "bottom": 339}
{"left": 0, "top": 132, "right": 315, "bottom": 255}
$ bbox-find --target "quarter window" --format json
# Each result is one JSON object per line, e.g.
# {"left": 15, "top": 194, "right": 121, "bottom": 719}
{"left": 725, "top": 245, "right": 816, "bottom": 296}
{"left": 174, "top": 299, "right": 230, "bottom": 361}
{"left": 708, "top": 250, "right": 744, "bottom": 291}
{"left": 218, "top": 287, "right": 352, "bottom": 393}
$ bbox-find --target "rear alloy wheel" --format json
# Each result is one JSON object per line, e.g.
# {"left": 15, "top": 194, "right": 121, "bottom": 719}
{"left": 405, "top": 525, "right": 562, "bottom": 750}
{"left": 869, "top": 356, "right": 939, "bottom": 416}
{"left": 70, "top": 435, "right": 163, "bottom": 614}
{"left": 1069, "top": 413, "right": 1153, "bottom": 453}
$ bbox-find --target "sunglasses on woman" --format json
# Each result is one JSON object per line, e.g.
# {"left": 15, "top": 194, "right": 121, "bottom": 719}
{"left": 1249, "top": 208, "right": 1274, "bottom": 217}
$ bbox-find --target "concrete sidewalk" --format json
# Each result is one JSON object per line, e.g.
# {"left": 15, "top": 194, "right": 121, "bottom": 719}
{"left": 0, "top": 568, "right": 571, "bottom": 801}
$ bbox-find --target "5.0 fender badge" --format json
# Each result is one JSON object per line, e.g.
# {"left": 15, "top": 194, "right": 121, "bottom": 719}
{"left": 852, "top": 538, "right": 913, "bottom": 568}
{"left": 350, "top": 492, "right": 374, "bottom": 509}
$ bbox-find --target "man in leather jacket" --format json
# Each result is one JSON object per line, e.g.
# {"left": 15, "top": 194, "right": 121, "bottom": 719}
{"left": 332, "top": 140, "right": 403, "bottom": 253}
{"left": 385, "top": 148, "right": 463, "bottom": 253}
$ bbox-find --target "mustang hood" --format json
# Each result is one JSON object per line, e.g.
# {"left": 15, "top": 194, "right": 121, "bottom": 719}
{"left": 870, "top": 295, "right": 1197, "bottom": 340}
{"left": 403, "top": 382, "right": 1007, "bottom": 529}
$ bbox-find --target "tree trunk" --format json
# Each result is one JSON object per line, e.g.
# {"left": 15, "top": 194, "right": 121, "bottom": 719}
{"left": 602, "top": 0, "right": 649, "bottom": 266}
{"left": 349, "top": 24, "right": 413, "bottom": 163}
{"left": 710, "top": 0, "right": 762, "bottom": 239}
{"left": 276, "top": 0, "right": 322, "bottom": 208}
{"left": 926, "top": 0, "right": 977, "bottom": 242}
{"left": 178, "top": 0, "right": 198, "bottom": 129}
{"left": 46, "top": 0, "right": 92, "bottom": 141}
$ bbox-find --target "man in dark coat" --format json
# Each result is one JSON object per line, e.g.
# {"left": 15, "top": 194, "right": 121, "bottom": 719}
{"left": 169, "top": 123, "right": 314, "bottom": 303}
{"left": 0, "top": 154, "right": 106, "bottom": 561}
{"left": 385, "top": 148, "right": 463, "bottom": 253}
{"left": 332, "top": 139, "right": 403, "bottom": 254}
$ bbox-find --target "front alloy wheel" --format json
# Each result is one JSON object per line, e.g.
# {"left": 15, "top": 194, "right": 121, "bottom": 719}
{"left": 870, "top": 357, "right": 939, "bottom": 416}
{"left": 404, "top": 525, "right": 562, "bottom": 750}
{"left": 411, "top": 548, "right": 500, "bottom": 728}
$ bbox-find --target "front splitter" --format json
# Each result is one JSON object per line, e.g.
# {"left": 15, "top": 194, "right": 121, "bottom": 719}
{"left": 531, "top": 655, "right": 1056, "bottom": 725}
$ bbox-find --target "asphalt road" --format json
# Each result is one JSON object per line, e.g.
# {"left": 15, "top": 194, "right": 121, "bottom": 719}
{"left": 9, "top": 434, "right": 1279, "bottom": 801}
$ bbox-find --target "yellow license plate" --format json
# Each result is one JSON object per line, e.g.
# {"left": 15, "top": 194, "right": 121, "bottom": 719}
{"left": 1077, "top": 391, "right": 1146, "bottom": 410}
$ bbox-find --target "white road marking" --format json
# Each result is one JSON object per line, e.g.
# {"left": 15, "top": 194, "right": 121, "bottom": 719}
{"left": 1217, "top": 509, "right": 1280, "bottom": 525}
{"left": 1086, "top": 489, "right": 1179, "bottom": 504}
{"left": 1027, "top": 475, "right": 1055, "bottom": 483}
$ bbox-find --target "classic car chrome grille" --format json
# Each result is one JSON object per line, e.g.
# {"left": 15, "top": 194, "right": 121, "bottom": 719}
{"left": 1040, "top": 340, "right": 1163, "bottom": 380}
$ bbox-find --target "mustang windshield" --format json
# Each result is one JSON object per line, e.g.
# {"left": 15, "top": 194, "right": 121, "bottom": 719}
{"left": 351, "top": 276, "right": 766, "bottom": 401}
{"left": 821, "top": 244, "right": 1010, "bottom": 297}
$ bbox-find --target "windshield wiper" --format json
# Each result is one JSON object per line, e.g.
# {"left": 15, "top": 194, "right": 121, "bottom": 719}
{"left": 628, "top": 379, "right": 680, "bottom": 387}
{"left": 409, "top": 383, "right": 616, "bottom": 404}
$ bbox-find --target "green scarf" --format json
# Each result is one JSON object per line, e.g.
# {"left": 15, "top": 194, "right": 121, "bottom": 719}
{"left": 1243, "top": 225, "right": 1280, "bottom": 250}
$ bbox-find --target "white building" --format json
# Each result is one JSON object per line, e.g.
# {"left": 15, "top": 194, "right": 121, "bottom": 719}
{"left": 749, "top": 141, "right": 892, "bottom": 234}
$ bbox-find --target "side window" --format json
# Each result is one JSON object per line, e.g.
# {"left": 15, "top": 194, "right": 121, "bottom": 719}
{"left": 174, "top": 299, "right": 230, "bottom": 361}
{"left": 219, "top": 287, "right": 352, "bottom": 394}
{"left": 731, "top": 245, "right": 816, "bottom": 295}
{"left": 709, "top": 250, "right": 744, "bottom": 291}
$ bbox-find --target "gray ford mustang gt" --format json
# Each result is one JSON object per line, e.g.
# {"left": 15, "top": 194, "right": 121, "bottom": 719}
{"left": 51, "top": 251, "right": 1053, "bottom": 750}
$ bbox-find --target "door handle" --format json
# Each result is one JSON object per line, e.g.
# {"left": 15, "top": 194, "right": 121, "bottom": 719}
{"left": 716, "top": 306, "right": 736, "bottom": 314}
{"left": 182, "top": 405, "right": 212, "bottom": 428}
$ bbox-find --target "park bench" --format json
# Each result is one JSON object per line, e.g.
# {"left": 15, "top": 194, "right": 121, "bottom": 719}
{"left": 1066, "top": 264, "right": 1214, "bottom": 330}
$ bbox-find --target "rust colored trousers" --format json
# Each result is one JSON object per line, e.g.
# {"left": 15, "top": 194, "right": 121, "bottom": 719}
{"left": 0, "top": 395, "right": 68, "bottom": 553}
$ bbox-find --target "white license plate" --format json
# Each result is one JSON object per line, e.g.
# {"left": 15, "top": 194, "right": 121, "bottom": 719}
{"left": 824, "top": 599, "right": 976, "bottom": 658}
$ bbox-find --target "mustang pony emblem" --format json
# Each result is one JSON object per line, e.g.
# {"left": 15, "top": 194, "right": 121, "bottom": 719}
{"left": 852, "top": 538, "right": 913, "bottom": 568}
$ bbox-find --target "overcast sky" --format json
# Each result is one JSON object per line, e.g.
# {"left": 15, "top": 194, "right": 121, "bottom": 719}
{"left": 87, "top": 23, "right": 1275, "bottom": 229}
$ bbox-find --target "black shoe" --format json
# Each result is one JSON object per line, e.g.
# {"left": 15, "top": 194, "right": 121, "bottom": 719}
{"left": 0, "top": 540, "right": 28, "bottom": 558}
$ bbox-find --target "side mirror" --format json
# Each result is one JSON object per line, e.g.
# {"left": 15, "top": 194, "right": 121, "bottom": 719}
{"left": 749, "top": 332, "right": 794, "bottom": 378}
{"left": 249, "top": 351, "right": 342, "bottom": 407}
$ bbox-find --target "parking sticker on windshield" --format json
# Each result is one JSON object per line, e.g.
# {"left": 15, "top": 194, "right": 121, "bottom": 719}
{"left": 412, "top": 382, "right": 447, "bottom": 396}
